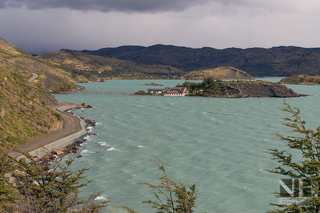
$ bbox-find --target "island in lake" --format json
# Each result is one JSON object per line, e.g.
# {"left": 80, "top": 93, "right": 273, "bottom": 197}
{"left": 280, "top": 75, "right": 320, "bottom": 85}
{"left": 144, "top": 82, "right": 163, "bottom": 86}
{"left": 137, "top": 78, "right": 304, "bottom": 98}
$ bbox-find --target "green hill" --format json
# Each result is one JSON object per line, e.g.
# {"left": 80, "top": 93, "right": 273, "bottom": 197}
{"left": 181, "top": 66, "right": 254, "bottom": 80}
{"left": 0, "top": 36, "right": 81, "bottom": 146}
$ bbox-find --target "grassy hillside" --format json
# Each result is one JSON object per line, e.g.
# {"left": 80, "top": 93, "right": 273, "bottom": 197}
{"left": 37, "top": 49, "right": 186, "bottom": 80}
{"left": 0, "top": 36, "right": 83, "bottom": 146}
{"left": 279, "top": 75, "right": 320, "bottom": 85}
{"left": 81, "top": 45, "right": 320, "bottom": 77}
{"left": 0, "top": 67, "right": 64, "bottom": 145}
{"left": 181, "top": 66, "right": 254, "bottom": 80}
{"left": 0, "top": 37, "right": 85, "bottom": 93}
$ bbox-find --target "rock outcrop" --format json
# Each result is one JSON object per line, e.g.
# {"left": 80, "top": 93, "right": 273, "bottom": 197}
{"left": 219, "top": 81, "right": 302, "bottom": 98}
{"left": 38, "top": 117, "right": 98, "bottom": 168}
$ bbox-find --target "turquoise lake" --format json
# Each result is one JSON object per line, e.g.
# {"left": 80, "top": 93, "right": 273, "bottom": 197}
{"left": 55, "top": 77, "right": 320, "bottom": 213}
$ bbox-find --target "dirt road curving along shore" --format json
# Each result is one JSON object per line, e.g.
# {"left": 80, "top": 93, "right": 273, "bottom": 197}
{"left": 9, "top": 103, "right": 87, "bottom": 158}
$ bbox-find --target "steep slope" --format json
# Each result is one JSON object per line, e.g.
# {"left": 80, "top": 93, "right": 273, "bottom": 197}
{"left": 37, "top": 49, "right": 186, "bottom": 80}
{"left": 0, "top": 36, "right": 81, "bottom": 146}
{"left": 181, "top": 66, "right": 254, "bottom": 80}
{"left": 0, "top": 67, "right": 63, "bottom": 145}
{"left": 0, "top": 37, "right": 85, "bottom": 93}
{"left": 81, "top": 45, "right": 320, "bottom": 77}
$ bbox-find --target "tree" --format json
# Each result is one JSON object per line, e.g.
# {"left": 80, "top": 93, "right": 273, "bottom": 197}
{"left": 176, "top": 78, "right": 221, "bottom": 96}
{"left": 267, "top": 102, "right": 320, "bottom": 212}
{"left": 0, "top": 144, "right": 19, "bottom": 212}
{"left": 0, "top": 146, "right": 108, "bottom": 212}
{"left": 123, "top": 157, "right": 200, "bottom": 213}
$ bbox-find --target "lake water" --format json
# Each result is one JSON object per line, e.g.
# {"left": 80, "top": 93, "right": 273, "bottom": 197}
{"left": 55, "top": 77, "right": 320, "bottom": 213}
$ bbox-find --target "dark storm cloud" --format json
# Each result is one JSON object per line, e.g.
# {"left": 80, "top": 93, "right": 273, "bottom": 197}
{"left": 0, "top": 0, "right": 213, "bottom": 12}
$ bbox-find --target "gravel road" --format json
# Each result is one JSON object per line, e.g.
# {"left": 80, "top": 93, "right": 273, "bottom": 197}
{"left": 8, "top": 105, "right": 83, "bottom": 158}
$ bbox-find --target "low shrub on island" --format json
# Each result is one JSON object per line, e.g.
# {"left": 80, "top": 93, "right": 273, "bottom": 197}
{"left": 143, "top": 82, "right": 163, "bottom": 86}
{"left": 135, "top": 90, "right": 150, "bottom": 95}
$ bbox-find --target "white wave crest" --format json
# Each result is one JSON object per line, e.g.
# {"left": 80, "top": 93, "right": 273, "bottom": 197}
{"left": 98, "top": 142, "right": 110, "bottom": 146}
{"left": 94, "top": 195, "right": 108, "bottom": 200}
{"left": 138, "top": 145, "right": 144, "bottom": 148}
{"left": 81, "top": 149, "right": 95, "bottom": 154}
{"left": 83, "top": 136, "right": 92, "bottom": 141}
{"left": 107, "top": 147, "right": 118, "bottom": 151}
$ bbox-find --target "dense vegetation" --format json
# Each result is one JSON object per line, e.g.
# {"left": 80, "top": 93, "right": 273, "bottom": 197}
{"left": 280, "top": 74, "right": 320, "bottom": 85}
{"left": 267, "top": 103, "right": 320, "bottom": 212}
{"left": 0, "top": 146, "right": 108, "bottom": 212}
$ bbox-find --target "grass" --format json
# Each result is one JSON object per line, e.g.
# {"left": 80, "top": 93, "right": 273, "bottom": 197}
{"left": 280, "top": 75, "right": 320, "bottom": 85}
{"left": 181, "top": 66, "right": 254, "bottom": 80}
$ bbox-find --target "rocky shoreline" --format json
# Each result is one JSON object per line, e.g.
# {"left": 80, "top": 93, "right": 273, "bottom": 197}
{"left": 38, "top": 106, "right": 97, "bottom": 169}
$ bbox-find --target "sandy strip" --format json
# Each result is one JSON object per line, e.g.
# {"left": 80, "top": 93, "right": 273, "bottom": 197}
{"left": 9, "top": 103, "right": 87, "bottom": 159}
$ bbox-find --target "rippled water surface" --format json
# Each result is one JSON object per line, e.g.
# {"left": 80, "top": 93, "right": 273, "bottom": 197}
{"left": 55, "top": 78, "right": 320, "bottom": 213}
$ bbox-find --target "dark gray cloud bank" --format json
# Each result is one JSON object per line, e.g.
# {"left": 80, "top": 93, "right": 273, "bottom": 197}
{"left": 0, "top": 0, "right": 211, "bottom": 12}
{"left": 1, "top": 0, "right": 320, "bottom": 54}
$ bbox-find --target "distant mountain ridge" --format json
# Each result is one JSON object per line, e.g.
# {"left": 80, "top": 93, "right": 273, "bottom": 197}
{"left": 82, "top": 44, "right": 320, "bottom": 77}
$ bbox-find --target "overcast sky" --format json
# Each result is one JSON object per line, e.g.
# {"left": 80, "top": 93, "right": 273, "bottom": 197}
{"left": 0, "top": 0, "right": 320, "bottom": 54}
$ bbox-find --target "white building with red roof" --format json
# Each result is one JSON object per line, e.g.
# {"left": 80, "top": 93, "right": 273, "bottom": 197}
{"left": 163, "top": 87, "right": 189, "bottom": 96}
